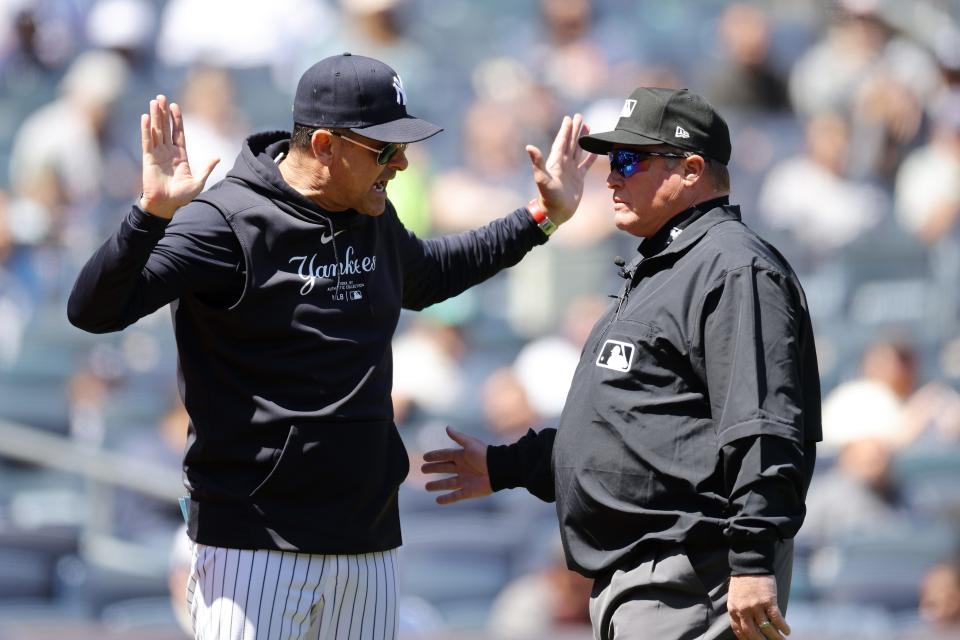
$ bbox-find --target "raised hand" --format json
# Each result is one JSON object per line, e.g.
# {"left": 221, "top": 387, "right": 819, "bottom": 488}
{"left": 139, "top": 94, "right": 220, "bottom": 219}
{"left": 421, "top": 426, "right": 493, "bottom": 505}
{"left": 525, "top": 113, "right": 597, "bottom": 226}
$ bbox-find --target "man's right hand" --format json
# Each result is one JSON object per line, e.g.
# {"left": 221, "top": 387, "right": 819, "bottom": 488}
{"left": 139, "top": 94, "right": 220, "bottom": 219}
{"left": 421, "top": 426, "right": 492, "bottom": 504}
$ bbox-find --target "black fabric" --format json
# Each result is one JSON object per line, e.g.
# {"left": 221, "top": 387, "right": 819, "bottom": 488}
{"left": 68, "top": 130, "right": 546, "bottom": 553}
{"left": 487, "top": 201, "right": 820, "bottom": 579}
{"left": 487, "top": 428, "right": 556, "bottom": 502}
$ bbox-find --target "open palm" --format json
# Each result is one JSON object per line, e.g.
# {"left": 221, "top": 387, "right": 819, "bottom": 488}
{"left": 421, "top": 427, "right": 493, "bottom": 505}
{"left": 139, "top": 94, "right": 219, "bottom": 219}
{"left": 526, "top": 113, "right": 597, "bottom": 225}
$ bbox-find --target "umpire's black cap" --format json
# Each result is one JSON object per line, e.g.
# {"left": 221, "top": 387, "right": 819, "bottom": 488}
{"left": 579, "top": 87, "right": 731, "bottom": 165}
{"left": 293, "top": 52, "right": 443, "bottom": 144}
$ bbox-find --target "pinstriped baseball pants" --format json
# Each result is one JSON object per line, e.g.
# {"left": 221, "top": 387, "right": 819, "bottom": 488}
{"left": 187, "top": 544, "right": 399, "bottom": 640}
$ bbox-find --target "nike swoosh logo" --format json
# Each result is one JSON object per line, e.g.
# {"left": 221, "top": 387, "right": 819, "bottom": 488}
{"left": 320, "top": 230, "right": 345, "bottom": 245}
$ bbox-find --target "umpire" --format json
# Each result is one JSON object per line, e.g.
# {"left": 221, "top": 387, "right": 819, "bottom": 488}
{"left": 423, "top": 87, "right": 821, "bottom": 640}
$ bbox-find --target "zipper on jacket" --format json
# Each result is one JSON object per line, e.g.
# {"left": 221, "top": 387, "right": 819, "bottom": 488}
{"left": 591, "top": 254, "right": 650, "bottom": 354}
{"left": 593, "top": 281, "right": 631, "bottom": 355}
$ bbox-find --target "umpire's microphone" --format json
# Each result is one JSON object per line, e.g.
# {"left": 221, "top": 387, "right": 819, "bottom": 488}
{"left": 614, "top": 256, "right": 629, "bottom": 279}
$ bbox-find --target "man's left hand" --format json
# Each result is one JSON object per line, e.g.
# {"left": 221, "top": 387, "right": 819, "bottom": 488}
{"left": 526, "top": 114, "right": 597, "bottom": 225}
{"left": 728, "top": 574, "right": 790, "bottom": 640}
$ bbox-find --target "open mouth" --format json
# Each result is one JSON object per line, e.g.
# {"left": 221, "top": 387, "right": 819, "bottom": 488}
{"left": 373, "top": 180, "right": 387, "bottom": 193}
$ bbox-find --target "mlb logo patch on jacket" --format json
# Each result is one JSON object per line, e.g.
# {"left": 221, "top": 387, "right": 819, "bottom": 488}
{"left": 596, "top": 339, "right": 634, "bottom": 372}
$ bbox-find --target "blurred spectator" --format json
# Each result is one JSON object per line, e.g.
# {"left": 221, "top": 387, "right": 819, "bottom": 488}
{"left": 67, "top": 365, "right": 111, "bottom": 445}
{"left": 157, "top": 0, "right": 334, "bottom": 82}
{"left": 470, "top": 56, "right": 563, "bottom": 152}
{"left": 789, "top": 1, "right": 940, "bottom": 181}
{"left": 429, "top": 98, "right": 531, "bottom": 232}
{"left": 392, "top": 318, "right": 467, "bottom": 423}
{"left": 895, "top": 90, "right": 960, "bottom": 244}
{"left": 707, "top": 4, "right": 790, "bottom": 114}
{"left": 823, "top": 339, "right": 960, "bottom": 451}
{"left": 112, "top": 397, "right": 188, "bottom": 543}
{"left": 800, "top": 435, "right": 910, "bottom": 547}
{"left": 916, "top": 561, "right": 960, "bottom": 634}
{"left": 530, "top": 0, "right": 609, "bottom": 103}
{"left": 0, "top": 5, "right": 61, "bottom": 108}
{"left": 822, "top": 339, "right": 915, "bottom": 451}
{"left": 0, "top": 1, "right": 86, "bottom": 73}
{"left": 488, "top": 537, "right": 592, "bottom": 639}
{"left": 481, "top": 367, "right": 542, "bottom": 444}
{"left": 512, "top": 294, "right": 606, "bottom": 419}
{"left": 756, "top": 111, "right": 888, "bottom": 257}
{"left": 789, "top": 1, "right": 941, "bottom": 119}
{"left": 0, "top": 191, "right": 33, "bottom": 365}
{"left": 8, "top": 49, "right": 130, "bottom": 247}
{"left": 334, "top": 0, "right": 429, "bottom": 91}
{"left": 179, "top": 66, "right": 248, "bottom": 187}
{"left": 85, "top": 0, "right": 156, "bottom": 68}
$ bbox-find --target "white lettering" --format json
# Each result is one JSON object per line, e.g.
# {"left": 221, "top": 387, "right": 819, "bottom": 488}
{"left": 287, "top": 247, "right": 378, "bottom": 296}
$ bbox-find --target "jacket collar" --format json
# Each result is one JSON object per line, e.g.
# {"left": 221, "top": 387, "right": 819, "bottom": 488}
{"left": 623, "top": 197, "right": 739, "bottom": 273}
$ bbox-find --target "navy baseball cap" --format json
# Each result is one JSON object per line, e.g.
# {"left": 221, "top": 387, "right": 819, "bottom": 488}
{"left": 293, "top": 52, "right": 443, "bottom": 144}
{"left": 579, "top": 87, "right": 731, "bottom": 165}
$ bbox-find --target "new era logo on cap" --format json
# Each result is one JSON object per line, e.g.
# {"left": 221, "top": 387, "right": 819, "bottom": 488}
{"left": 675, "top": 126, "right": 690, "bottom": 138}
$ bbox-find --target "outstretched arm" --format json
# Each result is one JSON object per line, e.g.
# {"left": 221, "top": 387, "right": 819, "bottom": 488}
{"left": 68, "top": 96, "right": 234, "bottom": 333}
{"left": 422, "top": 426, "right": 557, "bottom": 504}
{"left": 398, "top": 115, "right": 597, "bottom": 310}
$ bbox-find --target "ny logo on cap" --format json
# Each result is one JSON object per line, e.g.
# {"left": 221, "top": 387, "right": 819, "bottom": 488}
{"left": 393, "top": 75, "right": 407, "bottom": 106}
{"left": 675, "top": 125, "right": 690, "bottom": 138}
{"left": 620, "top": 99, "right": 637, "bottom": 118}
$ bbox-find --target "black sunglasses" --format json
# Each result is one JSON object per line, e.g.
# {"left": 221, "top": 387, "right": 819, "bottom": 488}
{"left": 331, "top": 131, "right": 406, "bottom": 165}
{"left": 608, "top": 150, "right": 688, "bottom": 178}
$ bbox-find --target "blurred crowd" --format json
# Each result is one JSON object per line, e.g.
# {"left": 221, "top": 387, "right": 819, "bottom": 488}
{"left": 2, "top": 0, "right": 960, "bottom": 638}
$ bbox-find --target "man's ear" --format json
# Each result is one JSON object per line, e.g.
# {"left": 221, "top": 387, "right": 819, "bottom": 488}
{"left": 681, "top": 154, "right": 705, "bottom": 185}
{"left": 310, "top": 129, "right": 335, "bottom": 164}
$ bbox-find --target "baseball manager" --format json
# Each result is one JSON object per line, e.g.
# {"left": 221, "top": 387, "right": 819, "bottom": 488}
{"left": 68, "top": 53, "right": 595, "bottom": 639}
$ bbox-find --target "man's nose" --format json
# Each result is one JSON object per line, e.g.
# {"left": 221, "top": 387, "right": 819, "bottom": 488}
{"left": 607, "top": 170, "right": 623, "bottom": 189}
{"left": 388, "top": 147, "right": 409, "bottom": 171}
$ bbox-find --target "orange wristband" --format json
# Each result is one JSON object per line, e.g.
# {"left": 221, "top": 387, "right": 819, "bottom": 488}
{"left": 528, "top": 199, "right": 557, "bottom": 236}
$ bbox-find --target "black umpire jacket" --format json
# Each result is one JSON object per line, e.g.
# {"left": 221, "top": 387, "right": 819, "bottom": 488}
{"left": 488, "top": 198, "right": 821, "bottom": 578}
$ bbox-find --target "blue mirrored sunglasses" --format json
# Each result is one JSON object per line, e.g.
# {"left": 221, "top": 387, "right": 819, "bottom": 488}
{"left": 608, "top": 150, "right": 687, "bottom": 178}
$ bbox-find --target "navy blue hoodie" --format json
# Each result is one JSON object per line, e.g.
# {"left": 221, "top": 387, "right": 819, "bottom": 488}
{"left": 68, "top": 131, "right": 547, "bottom": 552}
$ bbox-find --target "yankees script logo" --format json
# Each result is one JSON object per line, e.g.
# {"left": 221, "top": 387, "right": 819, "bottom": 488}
{"left": 289, "top": 245, "right": 377, "bottom": 295}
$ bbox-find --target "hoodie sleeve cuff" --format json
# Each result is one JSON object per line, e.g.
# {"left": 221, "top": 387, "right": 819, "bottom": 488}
{"left": 728, "top": 539, "right": 777, "bottom": 575}
{"left": 130, "top": 203, "right": 172, "bottom": 233}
